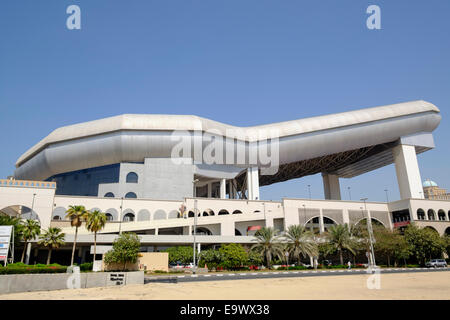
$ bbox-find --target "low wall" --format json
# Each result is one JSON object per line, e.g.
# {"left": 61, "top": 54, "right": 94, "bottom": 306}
{"left": 0, "top": 271, "right": 144, "bottom": 295}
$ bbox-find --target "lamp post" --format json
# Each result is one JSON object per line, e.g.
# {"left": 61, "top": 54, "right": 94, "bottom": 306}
{"left": 361, "top": 198, "right": 376, "bottom": 267}
{"left": 302, "top": 204, "right": 307, "bottom": 229}
{"left": 193, "top": 199, "right": 198, "bottom": 274}
{"left": 347, "top": 187, "right": 351, "bottom": 201}
{"left": 118, "top": 197, "right": 124, "bottom": 234}
{"left": 384, "top": 189, "right": 389, "bottom": 203}
{"left": 307, "top": 185, "right": 311, "bottom": 200}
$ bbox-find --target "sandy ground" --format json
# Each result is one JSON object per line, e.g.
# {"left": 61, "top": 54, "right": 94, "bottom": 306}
{"left": 1, "top": 271, "right": 449, "bottom": 300}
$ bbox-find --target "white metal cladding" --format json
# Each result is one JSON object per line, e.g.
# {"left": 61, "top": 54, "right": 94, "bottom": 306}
{"left": 14, "top": 100, "right": 441, "bottom": 181}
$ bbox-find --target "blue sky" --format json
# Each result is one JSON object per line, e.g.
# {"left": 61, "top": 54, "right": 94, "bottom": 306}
{"left": 0, "top": 0, "right": 449, "bottom": 202}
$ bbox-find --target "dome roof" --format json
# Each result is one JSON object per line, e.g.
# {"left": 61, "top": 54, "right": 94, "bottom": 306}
{"left": 423, "top": 180, "right": 438, "bottom": 187}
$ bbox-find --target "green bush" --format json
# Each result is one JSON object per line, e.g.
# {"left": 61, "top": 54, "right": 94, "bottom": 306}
{"left": 218, "top": 244, "right": 248, "bottom": 270}
{"left": 0, "top": 263, "right": 67, "bottom": 274}
{"left": 80, "top": 262, "right": 93, "bottom": 271}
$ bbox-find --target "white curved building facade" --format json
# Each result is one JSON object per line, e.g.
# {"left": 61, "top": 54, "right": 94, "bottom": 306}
{"left": 13, "top": 100, "right": 441, "bottom": 202}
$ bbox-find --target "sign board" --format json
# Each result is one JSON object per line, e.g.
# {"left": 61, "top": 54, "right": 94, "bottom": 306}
{"left": 109, "top": 273, "right": 125, "bottom": 286}
{"left": 0, "top": 226, "right": 13, "bottom": 264}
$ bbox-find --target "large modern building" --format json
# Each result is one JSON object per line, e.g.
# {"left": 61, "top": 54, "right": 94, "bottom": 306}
{"left": 1, "top": 100, "right": 450, "bottom": 264}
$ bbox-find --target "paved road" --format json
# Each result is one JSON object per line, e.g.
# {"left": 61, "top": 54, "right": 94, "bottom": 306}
{"left": 145, "top": 267, "right": 450, "bottom": 284}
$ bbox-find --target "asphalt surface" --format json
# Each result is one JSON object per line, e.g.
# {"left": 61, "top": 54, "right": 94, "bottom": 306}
{"left": 144, "top": 267, "right": 450, "bottom": 284}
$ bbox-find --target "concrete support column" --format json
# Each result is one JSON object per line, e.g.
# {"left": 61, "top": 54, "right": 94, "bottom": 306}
{"left": 155, "top": 228, "right": 159, "bottom": 235}
{"left": 322, "top": 173, "right": 341, "bottom": 200}
{"left": 228, "top": 181, "right": 234, "bottom": 199}
{"left": 207, "top": 182, "right": 212, "bottom": 198}
{"left": 319, "top": 209, "right": 325, "bottom": 234}
{"left": 342, "top": 209, "right": 350, "bottom": 225}
{"left": 393, "top": 144, "right": 424, "bottom": 199}
{"left": 220, "top": 220, "right": 234, "bottom": 236}
{"left": 265, "top": 217, "right": 274, "bottom": 228}
{"left": 220, "top": 179, "right": 226, "bottom": 199}
{"left": 246, "top": 167, "right": 260, "bottom": 200}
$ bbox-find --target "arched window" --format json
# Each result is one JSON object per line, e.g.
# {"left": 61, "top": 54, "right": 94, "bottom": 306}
{"left": 126, "top": 172, "right": 138, "bottom": 183}
{"left": 52, "top": 216, "right": 61, "bottom": 221}
{"left": 104, "top": 192, "right": 114, "bottom": 198}
{"left": 218, "top": 209, "right": 230, "bottom": 215}
{"left": 125, "top": 192, "right": 137, "bottom": 199}
{"left": 438, "top": 210, "right": 446, "bottom": 221}
{"left": 105, "top": 213, "right": 113, "bottom": 221}
{"left": 427, "top": 209, "right": 436, "bottom": 221}
{"left": 417, "top": 209, "right": 425, "bottom": 220}
{"left": 123, "top": 213, "right": 135, "bottom": 222}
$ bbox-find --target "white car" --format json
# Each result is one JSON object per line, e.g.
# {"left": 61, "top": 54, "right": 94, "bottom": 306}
{"left": 425, "top": 259, "right": 447, "bottom": 268}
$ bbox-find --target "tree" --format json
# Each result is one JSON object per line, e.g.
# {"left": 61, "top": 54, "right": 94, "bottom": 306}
{"left": 104, "top": 233, "right": 141, "bottom": 271}
{"left": 404, "top": 224, "right": 446, "bottom": 265}
{"left": 325, "top": 224, "right": 356, "bottom": 265}
{"left": 164, "top": 246, "right": 193, "bottom": 265}
{"left": 198, "top": 249, "right": 223, "bottom": 270}
{"left": 251, "top": 227, "right": 284, "bottom": 268}
{"left": 373, "top": 227, "right": 410, "bottom": 267}
{"left": 284, "top": 225, "right": 318, "bottom": 265}
{"left": 85, "top": 210, "right": 107, "bottom": 263}
{"left": 65, "top": 205, "right": 89, "bottom": 266}
{"left": 38, "top": 227, "right": 65, "bottom": 265}
{"left": 20, "top": 219, "right": 41, "bottom": 263}
{"left": 219, "top": 243, "right": 248, "bottom": 270}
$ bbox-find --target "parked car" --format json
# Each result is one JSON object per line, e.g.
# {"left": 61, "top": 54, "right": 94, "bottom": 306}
{"left": 184, "top": 263, "right": 194, "bottom": 269}
{"left": 322, "top": 260, "right": 332, "bottom": 266}
{"left": 425, "top": 259, "right": 447, "bottom": 268}
{"left": 169, "top": 261, "right": 184, "bottom": 269}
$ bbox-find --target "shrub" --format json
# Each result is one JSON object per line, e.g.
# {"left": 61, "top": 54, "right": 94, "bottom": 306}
{"left": 80, "top": 262, "right": 93, "bottom": 271}
{"left": 218, "top": 244, "right": 248, "bottom": 270}
{"left": 0, "top": 263, "right": 67, "bottom": 274}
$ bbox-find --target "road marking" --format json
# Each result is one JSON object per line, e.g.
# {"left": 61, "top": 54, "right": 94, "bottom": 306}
{"left": 216, "top": 274, "right": 223, "bottom": 277}
{"left": 191, "top": 275, "right": 198, "bottom": 278}
{"left": 330, "top": 271, "right": 336, "bottom": 273}
{"left": 272, "top": 272, "right": 279, "bottom": 275}
{"left": 338, "top": 270, "right": 344, "bottom": 272}
{"left": 177, "top": 276, "right": 185, "bottom": 278}
{"left": 203, "top": 275, "right": 211, "bottom": 277}
{"left": 251, "top": 273, "right": 258, "bottom": 275}
{"left": 239, "top": 273, "right": 246, "bottom": 276}
{"left": 228, "top": 274, "right": 235, "bottom": 276}
{"left": 293, "top": 271, "right": 299, "bottom": 274}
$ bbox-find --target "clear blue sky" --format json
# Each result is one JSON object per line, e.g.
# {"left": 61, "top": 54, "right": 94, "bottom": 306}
{"left": 0, "top": 0, "right": 449, "bottom": 202}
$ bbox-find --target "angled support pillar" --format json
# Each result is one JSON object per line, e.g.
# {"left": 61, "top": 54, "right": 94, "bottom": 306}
{"left": 322, "top": 173, "right": 341, "bottom": 200}
{"left": 393, "top": 144, "right": 424, "bottom": 199}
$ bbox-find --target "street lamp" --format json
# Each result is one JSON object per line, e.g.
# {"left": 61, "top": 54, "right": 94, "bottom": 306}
{"left": 347, "top": 187, "right": 351, "bottom": 201}
{"left": 384, "top": 189, "right": 389, "bottom": 203}
{"left": 307, "top": 185, "right": 311, "bottom": 200}
{"left": 193, "top": 199, "right": 198, "bottom": 274}
{"left": 118, "top": 197, "right": 124, "bottom": 234}
{"left": 360, "top": 198, "right": 376, "bottom": 267}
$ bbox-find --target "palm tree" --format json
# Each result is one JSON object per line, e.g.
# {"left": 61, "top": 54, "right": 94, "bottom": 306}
{"left": 38, "top": 227, "right": 65, "bottom": 265}
{"left": 20, "top": 219, "right": 41, "bottom": 263}
{"left": 65, "top": 205, "right": 89, "bottom": 266}
{"left": 284, "top": 225, "right": 318, "bottom": 265}
{"left": 86, "top": 210, "right": 107, "bottom": 263}
{"left": 251, "top": 227, "right": 284, "bottom": 269}
{"left": 325, "top": 224, "right": 356, "bottom": 265}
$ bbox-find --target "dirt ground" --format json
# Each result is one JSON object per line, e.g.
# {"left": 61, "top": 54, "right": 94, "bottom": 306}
{"left": 1, "top": 271, "right": 449, "bottom": 300}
